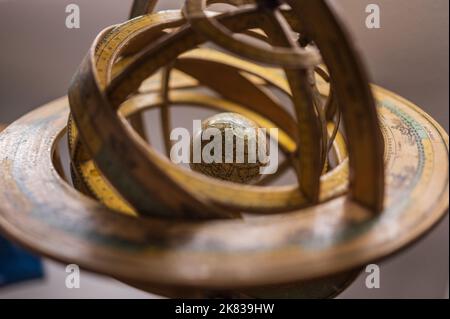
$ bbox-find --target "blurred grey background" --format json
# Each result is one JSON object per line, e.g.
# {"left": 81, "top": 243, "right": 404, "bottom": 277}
{"left": 0, "top": 0, "right": 448, "bottom": 298}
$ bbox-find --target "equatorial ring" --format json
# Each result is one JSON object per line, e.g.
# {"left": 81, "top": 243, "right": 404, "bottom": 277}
{"left": 0, "top": 80, "right": 447, "bottom": 290}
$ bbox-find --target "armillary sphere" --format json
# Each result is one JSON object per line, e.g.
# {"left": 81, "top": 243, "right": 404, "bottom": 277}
{"left": 0, "top": 0, "right": 448, "bottom": 298}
